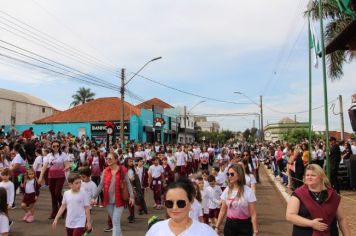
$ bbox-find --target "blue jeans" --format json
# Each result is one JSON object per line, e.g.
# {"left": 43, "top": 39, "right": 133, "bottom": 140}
{"left": 107, "top": 204, "right": 124, "bottom": 236}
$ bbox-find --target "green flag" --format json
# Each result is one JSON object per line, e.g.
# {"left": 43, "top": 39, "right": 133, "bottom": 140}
{"left": 336, "top": 0, "right": 356, "bottom": 18}
{"left": 309, "top": 18, "right": 320, "bottom": 68}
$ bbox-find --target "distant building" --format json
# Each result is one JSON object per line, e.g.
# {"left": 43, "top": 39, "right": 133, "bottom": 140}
{"left": 0, "top": 88, "right": 57, "bottom": 125}
{"left": 264, "top": 117, "right": 309, "bottom": 142}
{"left": 195, "top": 116, "right": 220, "bottom": 132}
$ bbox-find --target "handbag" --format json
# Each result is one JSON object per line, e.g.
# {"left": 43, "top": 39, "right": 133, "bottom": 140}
{"left": 119, "top": 165, "right": 130, "bottom": 203}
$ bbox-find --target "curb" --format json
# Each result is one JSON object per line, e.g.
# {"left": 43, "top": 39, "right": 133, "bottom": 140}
{"left": 262, "top": 164, "right": 291, "bottom": 203}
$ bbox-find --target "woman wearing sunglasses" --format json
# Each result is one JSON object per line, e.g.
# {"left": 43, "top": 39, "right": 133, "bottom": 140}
{"left": 146, "top": 177, "right": 217, "bottom": 236}
{"left": 92, "top": 152, "right": 134, "bottom": 236}
{"left": 38, "top": 140, "right": 70, "bottom": 219}
{"left": 215, "top": 164, "right": 258, "bottom": 236}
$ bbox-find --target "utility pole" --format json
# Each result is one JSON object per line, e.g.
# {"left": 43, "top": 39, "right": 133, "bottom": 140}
{"left": 253, "top": 119, "right": 255, "bottom": 128}
{"left": 260, "top": 95, "right": 264, "bottom": 141}
{"left": 120, "top": 68, "right": 125, "bottom": 149}
{"left": 184, "top": 105, "right": 187, "bottom": 144}
{"left": 339, "top": 95, "right": 345, "bottom": 140}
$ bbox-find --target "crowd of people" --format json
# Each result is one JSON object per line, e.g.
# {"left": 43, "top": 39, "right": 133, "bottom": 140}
{"left": 0, "top": 125, "right": 354, "bottom": 236}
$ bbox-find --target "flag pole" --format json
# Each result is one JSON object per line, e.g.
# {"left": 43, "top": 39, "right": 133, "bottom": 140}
{"left": 308, "top": 11, "right": 312, "bottom": 164}
{"left": 318, "top": 0, "right": 330, "bottom": 179}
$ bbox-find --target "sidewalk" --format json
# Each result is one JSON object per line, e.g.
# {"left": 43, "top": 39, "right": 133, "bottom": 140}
{"left": 263, "top": 164, "right": 356, "bottom": 234}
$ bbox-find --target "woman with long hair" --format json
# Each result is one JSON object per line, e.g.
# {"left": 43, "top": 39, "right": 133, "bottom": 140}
{"left": 92, "top": 152, "right": 134, "bottom": 236}
{"left": 286, "top": 164, "right": 350, "bottom": 236}
{"left": 216, "top": 164, "right": 258, "bottom": 236}
{"left": 38, "top": 140, "right": 69, "bottom": 219}
{"left": 0, "top": 187, "right": 9, "bottom": 236}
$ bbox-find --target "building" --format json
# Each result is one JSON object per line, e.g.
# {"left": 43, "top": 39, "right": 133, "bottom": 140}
{"left": 0, "top": 88, "right": 57, "bottom": 125}
{"left": 263, "top": 117, "right": 309, "bottom": 142}
{"left": 195, "top": 116, "right": 220, "bottom": 132}
{"left": 9, "top": 97, "right": 177, "bottom": 144}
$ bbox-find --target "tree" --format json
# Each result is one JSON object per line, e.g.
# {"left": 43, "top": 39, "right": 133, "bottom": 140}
{"left": 282, "top": 129, "right": 321, "bottom": 144}
{"left": 307, "top": 1, "right": 355, "bottom": 80}
{"left": 70, "top": 87, "right": 95, "bottom": 107}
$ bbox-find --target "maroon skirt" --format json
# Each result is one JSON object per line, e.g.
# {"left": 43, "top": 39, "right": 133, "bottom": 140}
{"left": 23, "top": 192, "right": 37, "bottom": 206}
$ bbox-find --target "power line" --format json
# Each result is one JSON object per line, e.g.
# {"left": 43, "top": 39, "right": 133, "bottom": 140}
{"left": 0, "top": 15, "right": 118, "bottom": 78}
{"left": 130, "top": 72, "right": 253, "bottom": 106}
{"left": 263, "top": 98, "right": 338, "bottom": 115}
{"left": 0, "top": 39, "right": 119, "bottom": 89}
{"left": 0, "top": 10, "right": 118, "bottom": 74}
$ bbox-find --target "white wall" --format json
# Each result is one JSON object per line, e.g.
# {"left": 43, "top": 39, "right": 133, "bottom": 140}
{"left": 0, "top": 98, "right": 55, "bottom": 125}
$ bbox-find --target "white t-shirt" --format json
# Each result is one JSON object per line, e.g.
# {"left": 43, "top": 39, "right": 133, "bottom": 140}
{"left": 25, "top": 179, "right": 36, "bottom": 194}
{"left": 245, "top": 174, "right": 257, "bottom": 188}
{"left": 62, "top": 189, "right": 89, "bottom": 228}
{"left": 220, "top": 186, "right": 256, "bottom": 220}
{"left": 146, "top": 219, "right": 218, "bottom": 236}
{"left": 81, "top": 180, "right": 97, "bottom": 200}
{"left": 193, "top": 148, "right": 201, "bottom": 160}
{"left": 10, "top": 153, "right": 26, "bottom": 167}
{"left": 79, "top": 152, "right": 86, "bottom": 164}
{"left": 0, "top": 181, "right": 14, "bottom": 207}
{"left": 189, "top": 199, "right": 203, "bottom": 221}
{"left": 0, "top": 213, "right": 9, "bottom": 234}
{"left": 200, "top": 189, "right": 209, "bottom": 214}
{"left": 148, "top": 165, "right": 164, "bottom": 179}
{"left": 33, "top": 155, "right": 43, "bottom": 172}
{"left": 167, "top": 155, "right": 176, "bottom": 170}
{"left": 216, "top": 170, "right": 228, "bottom": 187}
{"left": 206, "top": 185, "right": 222, "bottom": 209}
{"left": 175, "top": 151, "right": 187, "bottom": 166}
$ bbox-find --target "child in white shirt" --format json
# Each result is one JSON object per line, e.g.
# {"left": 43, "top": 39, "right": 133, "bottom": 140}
{"left": 206, "top": 175, "right": 222, "bottom": 227}
{"left": 148, "top": 157, "right": 165, "bottom": 209}
{"left": 198, "top": 177, "right": 210, "bottom": 224}
{"left": 189, "top": 182, "right": 203, "bottom": 222}
{"left": 0, "top": 169, "right": 14, "bottom": 209}
{"left": 33, "top": 149, "right": 43, "bottom": 179}
{"left": 0, "top": 187, "right": 10, "bottom": 235}
{"left": 52, "top": 173, "right": 92, "bottom": 236}
{"left": 78, "top": 167, "right": 97, "bottom": 206}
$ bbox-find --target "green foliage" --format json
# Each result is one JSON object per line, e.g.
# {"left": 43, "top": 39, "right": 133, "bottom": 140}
{"left": 71, "top": 87, "right": 96, "bottom": 107}
{"left": 282, "top": 129, "right": 321, "bottom": 144}
{"left": 195, "top": 130, "right": 235, "bottom": 144}
{"left": 242, "top": 128, "right": 259, "bottom": 143}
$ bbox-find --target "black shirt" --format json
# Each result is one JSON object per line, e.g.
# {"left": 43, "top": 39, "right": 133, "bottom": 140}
{"left": 291, "top": 190, "right": 339, "bottom": 236}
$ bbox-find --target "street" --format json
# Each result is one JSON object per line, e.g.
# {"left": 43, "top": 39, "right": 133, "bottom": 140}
{"left": 8, "top": 166, "right": 291, "bottom": 236}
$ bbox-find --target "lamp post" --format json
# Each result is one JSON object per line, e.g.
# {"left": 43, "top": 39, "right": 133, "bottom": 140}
{"left": 182, "top": 100, "right": 206, "bottom": 144}
{"left": 119, "top": 57, "right": 162, "bottom": 148}
{"left": 234, "top": 92, "right": 264, "bottom": 141}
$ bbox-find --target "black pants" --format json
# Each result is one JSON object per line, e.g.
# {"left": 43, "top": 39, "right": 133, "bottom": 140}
{"left": 224, "top": 218, "right": 253, "bottom": 236}
{"left": 201, "top": 163, "right": 209, "bottom": 171}
{"left": 330, "top": 167, "right": 340, "bottom": 193}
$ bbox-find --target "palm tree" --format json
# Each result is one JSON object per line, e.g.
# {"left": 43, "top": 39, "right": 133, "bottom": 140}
{"left": 307, "top": 0, "right": 355, "bottom": 80}
{"left": 70, "top": 87, "right": 95, "bottom": 107}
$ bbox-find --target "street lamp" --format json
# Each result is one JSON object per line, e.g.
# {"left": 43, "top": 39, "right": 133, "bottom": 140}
{"left": 183, "top": 100, "right": 206, "bottom": 144}
{"left": 120, "top": 57, "right": 162, "bottom": 148}
{"left": 234, "top": 91, "right": 264, "bottom": 141}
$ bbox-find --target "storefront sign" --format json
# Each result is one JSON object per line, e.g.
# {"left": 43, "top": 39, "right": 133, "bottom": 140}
{"left": 91, "top": 122, "right": 130, "bottom": 134}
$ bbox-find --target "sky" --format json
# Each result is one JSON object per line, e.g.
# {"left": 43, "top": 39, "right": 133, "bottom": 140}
{"left": 0, "top": 0, "right": 355, "bottom": 133}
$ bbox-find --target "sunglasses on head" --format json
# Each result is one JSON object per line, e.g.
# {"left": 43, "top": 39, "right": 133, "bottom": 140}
{"left": 226, "top": 172, "right": 235, "bottom": 177}
{"left": 165, "top": 199, "right": 186, "bottom": 209}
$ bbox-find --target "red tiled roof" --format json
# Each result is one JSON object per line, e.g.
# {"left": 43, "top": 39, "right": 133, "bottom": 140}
{"left": 136, "top": 98, "right": 174, "bottom": 109}
{"left": 34, "top": 97, "right": 140, "bottom": 124}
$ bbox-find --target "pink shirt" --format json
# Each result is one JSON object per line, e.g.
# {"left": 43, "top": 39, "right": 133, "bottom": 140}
{"left": 221, "top": 186, "right": 256, "bottom": 220}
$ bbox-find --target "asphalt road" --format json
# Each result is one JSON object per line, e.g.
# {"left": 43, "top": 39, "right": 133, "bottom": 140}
{"left": 8, "top": 166, "right": 291, "bottom": 236}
